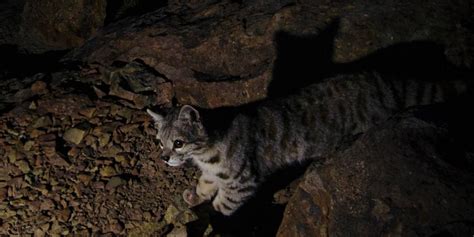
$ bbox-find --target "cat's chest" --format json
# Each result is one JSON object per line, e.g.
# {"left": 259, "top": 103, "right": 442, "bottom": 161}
{"left": 192, "top": 153, "right": 229, "bottom": 179}
{"left": 191, "top": 147, "right": 225, "bottom": 172}
{"left": 194, "top": 158, "right": 225, "bottom": 174}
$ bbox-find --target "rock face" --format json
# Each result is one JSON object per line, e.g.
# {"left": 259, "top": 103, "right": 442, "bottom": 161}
{"left": 2, "top": 0, "right": 472, "bottom": 106}
{"left": 277, "top": 106, "right": 474, "bottom": 236}
{"left": 0, "top": 0, "right": 107, "bottom": 54}
{"left": 19, "top": 0, "right": 107, "bottom": 53}
{"left": 0, "top": 0, "right": 24, "bottom": 46}
{"left": 64, "top": 0, "right": 473, "bottom": 108}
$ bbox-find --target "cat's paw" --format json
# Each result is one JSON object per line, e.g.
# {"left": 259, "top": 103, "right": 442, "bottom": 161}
{"left": 212, "top": 199, "right": 235, "bottom": 216}
{"left": 182, "top": 188, "right": 202, "bottom": 207}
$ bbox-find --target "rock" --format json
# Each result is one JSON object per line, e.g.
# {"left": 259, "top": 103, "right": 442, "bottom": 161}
{"left": 92, "top": 181, "right": 105, "bottom": 190}
{"left": 31, "top": 81, "right": 48, "bottom": 94}
{"left": 0, "top": 187, "right": 7, "bottom": 200}
{"left": 104, "top": 0, "right": 166, "bottom": 24}
{"left": 99, "top": 166, "right": 117, "bottom": 177}
{"left": 164, "top": 204, "right": 180, "bottom": 224}
{"left": 18, "top": 0, "right": 107, "bottom": 53}
{"left": 37, "top": 133, "right": 56, "bottom": 142}
{"left": 277, "top": 106, "right": 474, "bottom": 237}
{"left": 63, "top": 128, "right": 86, "bottom": 145}
{"left": 66, "top": 0, "right": 473, "bottom": 108}
{"left": 15, "top": 160, "right": 31, "bottom": 173}
{"left": 77, "top": 174, "right": 92, "bottom": 185}
{"left": 109, "top": 105, "right": 133, "bottom": 122}
{"left": 7, "top": 150, "right": 17, "bottom": 163}
{"left": 83, "top": 134, "right": 98, "bottom": 149}
{"left": 127, "top": 222, "right": 167, "bottom": 237}
{"left": 0, "top": 0, "right": 24, "bottom": 46}
{"left": 33, "top": 228, "right": 46, "bottom": 237}
{"left": 103, "top": 61, "right": 174, "bottom": 108}
{"left": 40, "top": 222, "right": 51, "bottom": 232}
{"left": 32, "top": 116, "right": 52, "bottom": 128}
{"left": 0, "top": 209, "right": 16, "bottom": 219}
{"left": 273, "top": 177, "right": 301, "bottom": 205}
{"left": 24, "top": 141, "right": 34, "bottom": 151}
{"left": 109, "top": 83, "right": 142, "bottom": 103}
{"left": 40, "top": 199, "right": 55, "bottom": 211}
{"left": 30, "top": 129, "right": 46, "bottom": 138}
{"left": 101, "top": 145, "right": 122, "bottom": 158}
{"left": 78, "top": 107, "right": 96, "bottom": 118}
{"left": 203, "top": 224, "right": 213, "bottom": 236}
{"left": 9, "top": 199, "right": 27, "bottom": 208}
{"left": 13, "top": 88, "right": 34, "bottom": 103}
{"left": 164, "top": 202, "right": 198, "bottom": 226}
{"left": 93, "top": 85, "right": 107, "bottom": 98}
{"left": 0, "top": 169, "right": 10, "bottom": 181}
{"left": 67, "top": 146, "right": 81, "bottom": 159}
{"left": 166, "top": 225, "right": 187, "bottom": 237}
{"left": 29, "top": 101, "right": 38, "bottom": 110}
{"left": 56, "top": 208, "right": 71, "bottom": 222}
{"left": 98, "top": 133, "right": 111, "bottom": 147}
{"left": 46, "top": 153, "right": 70, "bottom": 167}
{"left": 37, "top": 95, "right": 93, "bottom": 117}
{"left": 153, "top": 82, "right": 174, "bottom": 106}
{"left": 173, "top": 72, "right": 271, "bottom": 108}
{"left": 106, "top": 177, "right": 124, "bottom": 191}
{"left": 105, "top": 221, "right": 124, "bottom": 235}
{"left": 49, "top": 219, "right": 66, "bottom": 235}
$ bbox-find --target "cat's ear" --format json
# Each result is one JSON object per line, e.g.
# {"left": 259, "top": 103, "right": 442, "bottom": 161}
{"left": 147, "top": 109, "right": 164, "bottom": 127}
{"left": 178, "top": 105, "right": 200, "bottom": 123}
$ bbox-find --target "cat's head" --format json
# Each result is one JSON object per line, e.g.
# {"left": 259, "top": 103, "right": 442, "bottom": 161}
{"left": 147, "top": 105, "right": 208, "bottom": 166}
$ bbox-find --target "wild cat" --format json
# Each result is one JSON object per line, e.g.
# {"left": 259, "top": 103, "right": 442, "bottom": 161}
{"left": 147, "top": 72, "right": 468, "bottom": 216}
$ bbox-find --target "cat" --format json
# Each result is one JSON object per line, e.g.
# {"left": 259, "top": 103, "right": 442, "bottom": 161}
{"left": 146, "top": 72, "right": 469, "bottom": 216}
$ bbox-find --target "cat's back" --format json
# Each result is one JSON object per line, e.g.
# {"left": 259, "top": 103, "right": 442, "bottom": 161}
{"left": 243, "top": 72, "right": 464, "bottom": 173}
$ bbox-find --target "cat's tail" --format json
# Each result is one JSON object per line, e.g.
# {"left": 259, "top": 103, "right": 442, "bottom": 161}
{"left": 403, "top": 76, "right": 474, "bottom": 108}
{"left": 446, "top": 77, "right": 474, "bottom": 102}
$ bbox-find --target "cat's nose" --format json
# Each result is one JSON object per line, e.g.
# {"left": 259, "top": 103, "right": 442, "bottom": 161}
{"left": 161, "top": 155, "right": 170, "bottom": 162}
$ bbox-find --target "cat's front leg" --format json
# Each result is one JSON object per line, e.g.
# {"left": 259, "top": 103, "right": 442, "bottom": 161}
{"left": 183, "top": 174, "right": 217, "bottom": 207}
{"left": 212, "top": 184, "right": 256, "bottom": 216}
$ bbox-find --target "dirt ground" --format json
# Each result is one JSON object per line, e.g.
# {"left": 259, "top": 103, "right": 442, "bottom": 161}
{"left": 0, "top": 65, "right": 201, "bottom": 236}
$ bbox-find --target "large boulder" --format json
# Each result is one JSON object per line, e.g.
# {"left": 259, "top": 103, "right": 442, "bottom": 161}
{"left": 0, "top": 0, "right": 24, "bottom": 46}
{"left": 277, "top": 106, "right": 474, "bottom": 236}
{"left": 0, "top": 0, "right": 107, "bottom": 54}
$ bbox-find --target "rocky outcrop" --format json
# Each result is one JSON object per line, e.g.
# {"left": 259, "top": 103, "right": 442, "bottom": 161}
{"left": 20, "top": 0, "right": 107, "bottom": 53}
{"left": 0, "top": 0, "right": 107, "bottom": 54}
{"left": 277, "top": 106, "right": 474, "bottom": 236}
{"left": 65, "top": 0, "right": 473, "bottom": 108}
{"left": 0, "top": 0, "right": 25, "bottom": 46}
{"left": 2, "top": 0, "right": 472, "bottom": 107}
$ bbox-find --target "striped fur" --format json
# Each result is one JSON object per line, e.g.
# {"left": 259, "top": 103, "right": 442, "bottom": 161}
{"left": 147, "top": 72, "right": 468, "bottom": 216}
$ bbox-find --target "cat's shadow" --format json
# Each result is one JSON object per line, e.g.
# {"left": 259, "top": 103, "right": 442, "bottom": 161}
{"left": 185, "top": 19, "right": 473, "bottom": 237}
{"left": 269, "top": 20, "right": 472, "bottom": 98}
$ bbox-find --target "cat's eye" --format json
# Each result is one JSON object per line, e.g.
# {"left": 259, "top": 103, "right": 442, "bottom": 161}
{"left": 173, "top": 140, "right": 184, "bottom": 149}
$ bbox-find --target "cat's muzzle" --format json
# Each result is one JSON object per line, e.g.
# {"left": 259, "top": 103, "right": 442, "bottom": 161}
{"left": 161, "top": 155, "right": 170, "bottom": 162}
{"left": 163, "top": 156, "right": 186, "bottom": 167}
